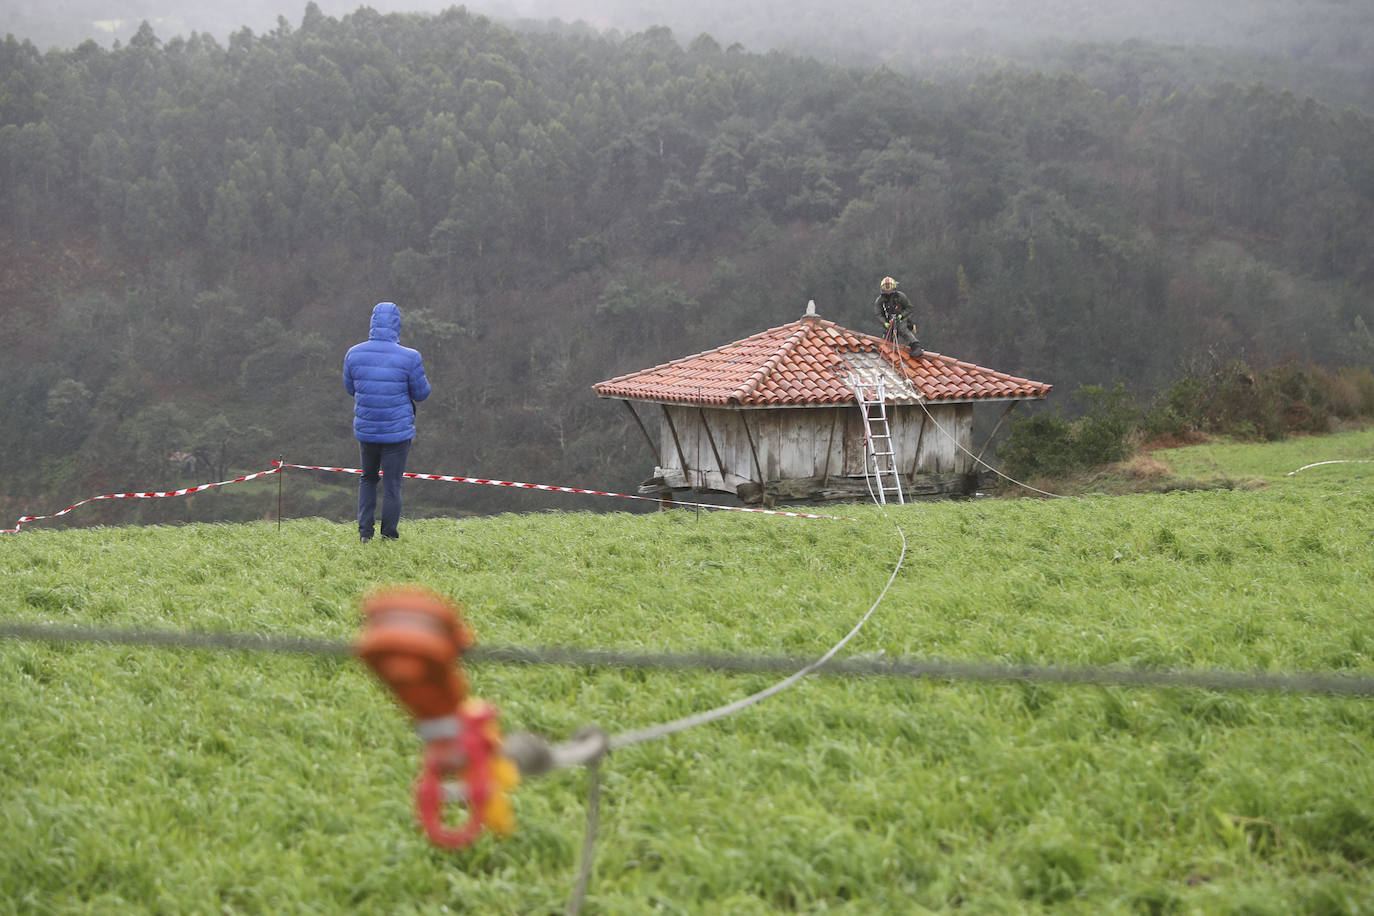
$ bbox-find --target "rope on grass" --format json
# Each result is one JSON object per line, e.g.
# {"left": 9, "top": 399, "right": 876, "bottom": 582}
{"left": 606, "top": 522, "right": 908, "bottom": 751}
{"left": 1286, "top": 459, "right": 1374, "bottom": 476}
{"left": 548, "top": 517, "right": 909, "bottom": 915}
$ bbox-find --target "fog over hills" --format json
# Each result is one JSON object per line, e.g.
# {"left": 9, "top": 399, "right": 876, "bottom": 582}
{"left": 10, "top": 0, "right": 1371, "bottom": 111}
{"left": 8, "top": 0, "right": 1368, "bottom": 59}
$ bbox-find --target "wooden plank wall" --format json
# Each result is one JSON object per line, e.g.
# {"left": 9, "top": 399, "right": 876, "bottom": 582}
{"left": 655, "top": 403, "right": 974, "bottom": 492}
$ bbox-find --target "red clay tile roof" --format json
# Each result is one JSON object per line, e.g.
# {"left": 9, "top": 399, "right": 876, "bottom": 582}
{"left": 592, "top": 316, "right": 1052, "bottom": 406}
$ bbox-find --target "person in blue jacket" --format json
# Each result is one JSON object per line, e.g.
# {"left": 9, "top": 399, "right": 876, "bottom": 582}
{"left": 343, "top": 302, "right": 431, "bottom": 541}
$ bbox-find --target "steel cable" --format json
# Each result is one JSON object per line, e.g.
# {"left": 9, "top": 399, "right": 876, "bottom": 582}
{"left": 4, "top": 621, "right": 1371, "bottom": 696}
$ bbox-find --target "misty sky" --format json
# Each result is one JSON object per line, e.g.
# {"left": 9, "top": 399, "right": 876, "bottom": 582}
{"left": 14, "top": 0, "right": 1365, "bottom": 61}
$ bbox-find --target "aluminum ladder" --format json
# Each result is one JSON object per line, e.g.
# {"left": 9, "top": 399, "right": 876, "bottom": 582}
{"left": 847, "top": 373, "right": 905, "bottom": 505}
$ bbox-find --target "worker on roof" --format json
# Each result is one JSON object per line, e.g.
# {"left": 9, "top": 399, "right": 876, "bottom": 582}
{"left": 874, "top": 276, "right": 922, "bottom": 357}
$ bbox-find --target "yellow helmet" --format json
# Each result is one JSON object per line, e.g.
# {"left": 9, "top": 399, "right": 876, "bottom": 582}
{"left": 880, "top": 276, "right": 898, "bottom": 293}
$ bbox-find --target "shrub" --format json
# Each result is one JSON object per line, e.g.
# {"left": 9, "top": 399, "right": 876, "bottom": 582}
{"left": 1073, "top": 383, "right": 1137, "bottom": 466}
{"left": 1317, "top": 366, "right": 1374, "bottom": 420}
{"left": 1141, "top": 373, "right": 1206, "bottom": 440}
{"left": 998, "top": 384, "right": 1137, "bottom": 479}
{"left": 1210, "top": 360, "right": 1286, "bottom": 439}
{"left": 999, "top": 410, "right": 1078, "bottom": 479}
{"left": 1142, "top": 359, "right": 1365, "bottom": 442}
{"left": 1345, "top": 367, "right": 1374, "bottom": 415}
{"left": 1267, "top": 360, "right": 1330, "bottom": 434}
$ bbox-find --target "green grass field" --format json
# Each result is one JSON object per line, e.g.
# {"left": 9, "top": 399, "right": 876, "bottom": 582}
{"left": 2, "top": 430, "right": 1372, "bottom": 914}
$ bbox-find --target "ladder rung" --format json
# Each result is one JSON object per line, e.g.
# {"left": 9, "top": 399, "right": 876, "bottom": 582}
{"left": 850, "top": 373, "right": 904, "bottom": 505}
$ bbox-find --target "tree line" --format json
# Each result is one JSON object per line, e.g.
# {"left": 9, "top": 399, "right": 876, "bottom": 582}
{"left": 1, "top": 5, "right": 1372, "bottom": 523}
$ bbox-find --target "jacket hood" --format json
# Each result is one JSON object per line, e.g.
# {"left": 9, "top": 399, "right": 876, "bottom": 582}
{"left": 369, "top": 302, "right": 401, "bottom": 342}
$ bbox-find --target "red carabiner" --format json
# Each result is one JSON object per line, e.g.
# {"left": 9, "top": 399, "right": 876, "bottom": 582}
{"left": 414, "top": 702, "right": 498, "bottom": 848}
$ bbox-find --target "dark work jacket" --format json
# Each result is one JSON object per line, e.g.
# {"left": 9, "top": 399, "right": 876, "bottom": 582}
{"left": 875, "top": 290, "right": 913, "bottom": 324}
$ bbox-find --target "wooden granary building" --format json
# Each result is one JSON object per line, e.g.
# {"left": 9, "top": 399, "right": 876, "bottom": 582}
{"left": 592, "top": 303, "right": 1052, "bottom": 505}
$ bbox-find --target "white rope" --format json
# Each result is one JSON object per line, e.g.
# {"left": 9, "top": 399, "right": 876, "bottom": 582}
{"left": 915, "top": 398, "right": 1066, "bottom": 499}
{"left": 1286, "top": 459, "right": 1374, "bottom": 476}
{"left": 607, "top": 522, "right": 907, "bottom": 750}
{"left": 560, "top": 503, "right": 909, "bottom": 915}
{"left": 877, "top": 340, "right": 1067, "bottom": 499}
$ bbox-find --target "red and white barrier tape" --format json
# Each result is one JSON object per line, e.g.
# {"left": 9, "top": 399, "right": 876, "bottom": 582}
{"left": 4, "top": 462, "right": 854, "bottom": 532}
{"left": 2, "top": 466, "right": 285, "bottom": 533}
{"left": 278, "top": 462, "right": 855, "bottom": 520}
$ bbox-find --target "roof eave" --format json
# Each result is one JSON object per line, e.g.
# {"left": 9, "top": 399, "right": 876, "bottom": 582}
{"left": 596, "top": 392, "right": 1050, "bottom": 408}
{"left": 899, "top": 393, "right": 1051, "bottom": 406}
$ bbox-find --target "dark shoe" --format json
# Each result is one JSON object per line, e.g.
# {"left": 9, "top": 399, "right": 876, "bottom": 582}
{"left": 910, "top": 345, "right": 923, "bottom": 358}
{"left": 381, "top": 533, "right": 399, "bottom": 541}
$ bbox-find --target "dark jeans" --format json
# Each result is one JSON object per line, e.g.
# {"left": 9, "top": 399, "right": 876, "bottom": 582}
{"left": 358, "top": 438, "right": 412, "bottom": 539}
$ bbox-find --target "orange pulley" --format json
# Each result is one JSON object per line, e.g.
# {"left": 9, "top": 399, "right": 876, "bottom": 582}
{"left": 356, "top": 585, "right": 519, "bottom": 848}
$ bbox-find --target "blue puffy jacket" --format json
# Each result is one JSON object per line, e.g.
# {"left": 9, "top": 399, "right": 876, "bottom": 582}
{"left": 343, "top": 302, "right": 431, "bottom": 443}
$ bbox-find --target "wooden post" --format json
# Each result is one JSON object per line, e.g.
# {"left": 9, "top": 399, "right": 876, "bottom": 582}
{"left": 909, "top": 413, "right": 928, "bottom": 479}
{"left": 660, "top": 405, "right": 691, "bottom": 480}
{"left": 697, "top": 407, "right": 728, "bottom": 489}
{"left": 276, "top": 455, "right": 284, "bottom": 532}
{"left": 821, "top": 407, "right": 838, "bottom": 485}
{"left": 976, "top": 402, "right": 1020, "bottom": 463}
{"left": 621, "top": 400, "right": 661, "bottom": 466}
{"left": 738, "top": 411, "right": 765, "bottom": 485}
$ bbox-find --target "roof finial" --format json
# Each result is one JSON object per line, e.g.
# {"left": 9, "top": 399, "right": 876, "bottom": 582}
{"left": 805, "top": 299, "right": 817, "bottom": 317}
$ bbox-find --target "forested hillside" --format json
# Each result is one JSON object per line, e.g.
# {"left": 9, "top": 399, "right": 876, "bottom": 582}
{"left": 2, "top": 5, "right": 1373, "bottom": 524}
{"left": 12, "top": 0, "right": 1374, "bottom": 114}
